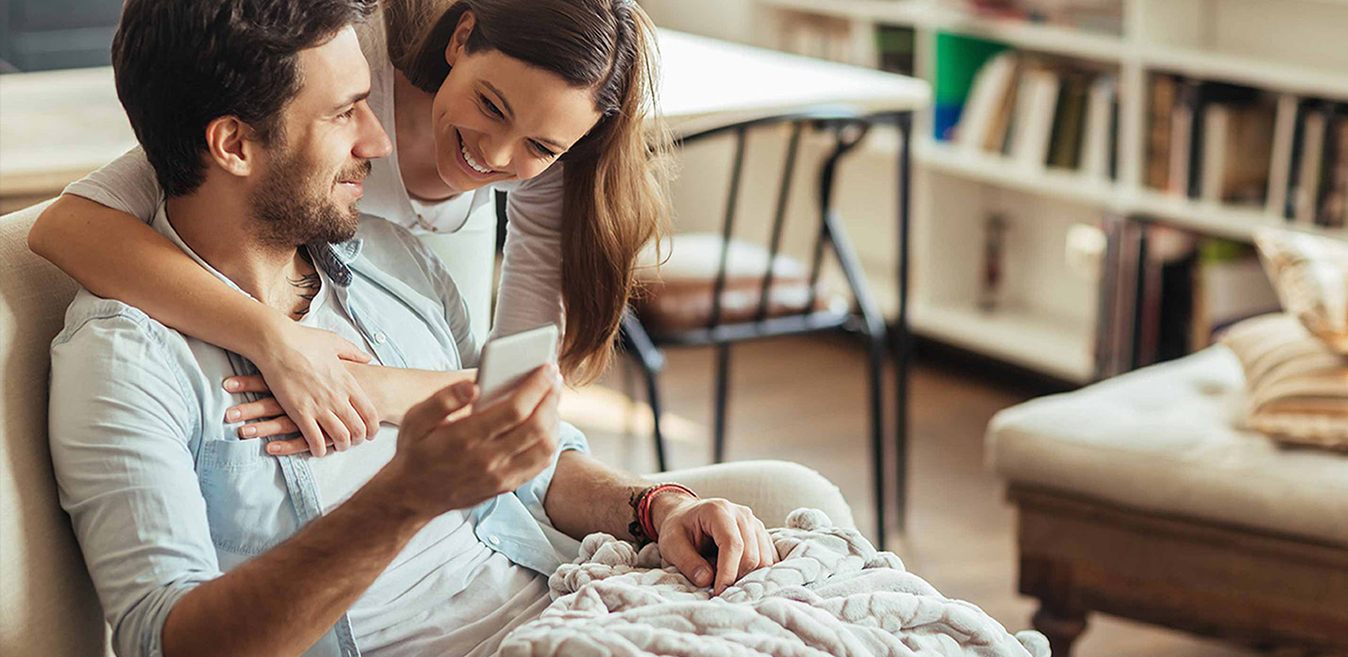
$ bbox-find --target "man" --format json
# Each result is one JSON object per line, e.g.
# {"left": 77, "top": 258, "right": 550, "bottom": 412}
{"left": 47, "top": 1, "right": 774, "bottom": 656}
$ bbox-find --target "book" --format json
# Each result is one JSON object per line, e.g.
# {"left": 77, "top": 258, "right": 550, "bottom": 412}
{"left": 1265, "top": 93, "right": 1300, "bottom": 217}
{"left": 1199, "top": 98, "right": 1276, "bottom": 206}
{"left": 1320, "top": 106, "right": 1348, "bottom": 228}
{"left": 1080, "top": 74, "right": 1116, "bottom": 181}
{"left": 1186, "top": 82, "right": 1263, "bottom": 200}
{"left": 1168, "top": 79, "right": 1198, "bottom": 197}
{"left": 957, "top": 52, "right": 1019, "bottom": 152}
{"left": 1293, "top": 103, "right": 1328, "bottom": 225}
{"left": 1047, "top": 70, "right": 1090, "bottom": 170}
{"left": 1146, "top": 74, "right": 1177, "bottom": 190}
{"left": 1199, "top": 104, "right": 1230, "bottom": 203}
{"left": 984, "top": 61, "right": 1021, "bottom": 154}
{"left": 1010, "top": 65, "right": 1061, "bottom": 167}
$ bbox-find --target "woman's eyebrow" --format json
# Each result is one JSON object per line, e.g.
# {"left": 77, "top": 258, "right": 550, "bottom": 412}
{"left": 481, "top": 81, "right": 570, "bottom": 150}
{"left": 481, "top": 81, "right": 515, "bottom": 119}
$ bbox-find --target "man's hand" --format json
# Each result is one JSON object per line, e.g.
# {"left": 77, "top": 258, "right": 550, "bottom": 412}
{"left": 652, "top": 494, "right": 777, "bottom": 596}
{"left": 386, "top": 365, "right": 562, "bottom": 519}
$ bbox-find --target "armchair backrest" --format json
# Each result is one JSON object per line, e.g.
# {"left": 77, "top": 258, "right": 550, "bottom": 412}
{"left": 0, "top": 200, "right": 111, "bottom": 656}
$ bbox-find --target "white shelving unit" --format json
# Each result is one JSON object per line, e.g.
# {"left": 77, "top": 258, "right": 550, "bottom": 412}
{"left": 752, "top": 0, "right": 1348, "bottom": 383}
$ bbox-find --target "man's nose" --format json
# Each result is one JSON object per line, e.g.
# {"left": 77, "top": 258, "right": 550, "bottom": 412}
{"left": 355, "top": 101, "right": 393, "bottom": 159}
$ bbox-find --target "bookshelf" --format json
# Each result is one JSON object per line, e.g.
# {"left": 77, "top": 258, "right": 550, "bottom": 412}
{"left": 742, "top": 0, "right": 1348, "bottom": 383}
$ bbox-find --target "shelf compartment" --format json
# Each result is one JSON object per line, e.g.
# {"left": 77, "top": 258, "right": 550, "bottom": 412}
{"left": 756, "top": 0, "right": 1125, "bottom": 62}
{"left": 1142, "top": 46, "right": 1348, "bottom": 102}
{"left": 910, "top": 300, "right": 1096, "bottom": 382}
{"left": 915, "top": 139, "right": 1119, "bottom": 207}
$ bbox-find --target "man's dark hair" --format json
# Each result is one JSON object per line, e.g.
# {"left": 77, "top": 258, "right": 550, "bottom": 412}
{"left": 112, "top": 0, "right": 375, "bottom": 197}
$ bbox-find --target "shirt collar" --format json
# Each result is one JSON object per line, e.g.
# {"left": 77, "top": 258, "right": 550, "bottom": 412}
{"left": 150, "top": 203, "right": 361, "bottom": 291}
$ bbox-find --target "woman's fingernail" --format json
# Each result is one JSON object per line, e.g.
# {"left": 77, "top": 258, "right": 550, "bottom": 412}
{"left": 225, "top": 409, "right": 240, "bottom": 422}
{"left": 241, "top": 426, "right": 256, "bottom": 437}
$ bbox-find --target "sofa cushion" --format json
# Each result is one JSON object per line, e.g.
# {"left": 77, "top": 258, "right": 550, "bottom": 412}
{"left": 987, "top": 347, "right": 1348, "bottom": 547}
{"left": 1254, "top": 227, "right": 1348, "bottom": 352}
{"left": 0, "top": 201, "right": 111, "bottom": 656}
{"left": 1220, "top": 313, "right": 1348, "bottom": 451}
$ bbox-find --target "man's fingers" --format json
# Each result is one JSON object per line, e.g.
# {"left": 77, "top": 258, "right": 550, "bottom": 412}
{"left": 470, "top": 367, "right": 557, "bottom": 438}
{"left": 225, "top": 397, "right": 283, "bottom": 423}
{"left": 712, "top": 516, "right": 745, "bottom": 595}
{"left": 756, "top": 519, "right": 777, "bottom": 566}
{"left": 403, "top": 381, "right": 477, "bottom": 439}
{"left": 494, "top": 388, "right": 560, "bottom": 459}
{"left": 660, "top": 530, "right": 715, "bottom": 588}
{"left": 238, "top": 416, "right": 299, "bottom": 440}
{"left": 736, "top": 515, "right": 760, "bottom": 576}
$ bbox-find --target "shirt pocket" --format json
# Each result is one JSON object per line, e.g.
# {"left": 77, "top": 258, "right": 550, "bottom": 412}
{"left": 197, "top": 439, "right": 296, "bottom": 558}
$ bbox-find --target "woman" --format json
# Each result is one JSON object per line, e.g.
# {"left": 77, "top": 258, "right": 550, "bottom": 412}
{"left": 28, "top": 0, "right": 670, "bottom": 455}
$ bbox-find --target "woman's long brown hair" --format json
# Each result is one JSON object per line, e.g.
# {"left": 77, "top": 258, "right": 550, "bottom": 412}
{"left": 385, "top": 0, "right": 671, "bottom": 384}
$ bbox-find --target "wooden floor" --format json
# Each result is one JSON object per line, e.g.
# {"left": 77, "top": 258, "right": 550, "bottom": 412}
{"left": 563, "top": 334, "right": 1258, "bottom": 657}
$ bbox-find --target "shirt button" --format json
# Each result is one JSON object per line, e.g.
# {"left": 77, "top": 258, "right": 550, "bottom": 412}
{"left": 374, "top": 332, "right": 387, "bottom": 344}
{"left": 488, "top": 535, "right": 501, "bottom": 546}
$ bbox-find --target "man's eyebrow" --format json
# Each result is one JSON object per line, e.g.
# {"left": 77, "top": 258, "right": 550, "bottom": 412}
{"left": 333, "top": 90, "right": 371, "bottom": 111}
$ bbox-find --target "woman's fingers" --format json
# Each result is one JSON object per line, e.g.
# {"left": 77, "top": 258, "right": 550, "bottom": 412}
{"left": 223, "top": 375, "right": 270, "bottom": 394}
{"left": 319, "top": 410, "right": 352, "bottom": 452}
{"left": 225, "top": 397, "right": 283, "bottom": 423}
{"left": 352, "top": 393, "right": 380, "bottom": 441}
{"left": 237, "top": 415, "right": 299, "bottom": 439}
{"left": 266, "top": 436, "right": 335, "bottom": 457}
{"left": 297, "top": 415, "right": 327, "bottom": 458}
{"left": 328, "top": 335, "right": 373, "bottom": 364}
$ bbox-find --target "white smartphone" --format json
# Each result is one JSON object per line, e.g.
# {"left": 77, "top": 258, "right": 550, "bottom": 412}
{"left": 475, "top": 324, "right": 560, "bottom": 404}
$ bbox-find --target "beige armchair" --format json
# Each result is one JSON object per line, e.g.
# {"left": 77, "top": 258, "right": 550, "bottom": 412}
{"left": 0, "top": 201, "right": 854, "bottom": 657}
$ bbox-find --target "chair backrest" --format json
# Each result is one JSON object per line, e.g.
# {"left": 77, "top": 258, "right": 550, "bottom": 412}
{"left": 674, "top": 111, "right": 874, "bottom": 334}
{"left": 0, "top": 200, "right": 112, "bottom": 656}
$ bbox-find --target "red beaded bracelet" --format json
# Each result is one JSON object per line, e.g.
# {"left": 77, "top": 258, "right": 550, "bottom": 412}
{"left": 629, "top": 483, "right": 697, "bottom": 545}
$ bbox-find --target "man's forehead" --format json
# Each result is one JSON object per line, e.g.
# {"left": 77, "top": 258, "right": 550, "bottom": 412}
{"left": 294, "top": 26, "right": 370, "bottom": 110}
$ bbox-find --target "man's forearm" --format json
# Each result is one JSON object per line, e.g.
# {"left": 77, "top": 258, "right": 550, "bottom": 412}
{"left": 543, "top": 451, "right": 692, "bottom": 543}
{"left": 162, "top": 464, "right": 426, "bottom": 657}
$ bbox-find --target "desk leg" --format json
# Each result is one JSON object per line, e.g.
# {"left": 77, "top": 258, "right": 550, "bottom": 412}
{"left": 894, "top": 112, "right": 912, "bottom": 539}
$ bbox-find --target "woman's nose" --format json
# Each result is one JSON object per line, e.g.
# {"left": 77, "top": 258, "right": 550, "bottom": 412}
{"left": 478, "top": 135, "right": 511, "bottom": 171}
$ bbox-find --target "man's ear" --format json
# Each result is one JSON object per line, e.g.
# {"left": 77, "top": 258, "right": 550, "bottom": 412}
{"left": 204, "top": 116, "right": 263, "bottom": 178}
{"left": 445, "top": 10, "right": 476, "bottom": 66}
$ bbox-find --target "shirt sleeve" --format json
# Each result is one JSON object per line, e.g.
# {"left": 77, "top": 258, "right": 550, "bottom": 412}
{"left": 49, "top": 305, "right": 219, "bottom": 657}
{"left": 491, "top": 164, "right": 567, "bottom": 340}
{"left": 62, "top": 146, "right": 165, "bottom": 224}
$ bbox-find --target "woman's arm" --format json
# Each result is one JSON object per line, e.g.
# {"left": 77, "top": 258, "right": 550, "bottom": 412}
{"left": 29, "top": 195, "right": 377, "bottom": 455}
{"left": 493, "top": 165, "right": 567, "bottom": 340}
{"left": 222, "top": 364, "right": 477, "bottom": 456}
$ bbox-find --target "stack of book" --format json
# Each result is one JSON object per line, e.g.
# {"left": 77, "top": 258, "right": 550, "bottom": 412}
{"left": 951, "top": 52, "right": 1120, "bottom": 181}
{"left": 1146, "top": 74, "right": 1348, "bottom": 228}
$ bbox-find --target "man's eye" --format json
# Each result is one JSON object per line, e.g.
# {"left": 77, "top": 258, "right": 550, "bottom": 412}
{"left": 338, "top": 107, "right": 356, "bottom": 120}
{"left": 480, "top": 94, "right": 504, "bottom": 118}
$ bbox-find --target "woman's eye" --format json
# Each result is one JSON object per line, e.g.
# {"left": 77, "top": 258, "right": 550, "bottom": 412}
{"left": 480, "top": 94, "right": 504, "bottom": 118}
{"left": 531, "top": 141, "right": 558, "bottom": 158}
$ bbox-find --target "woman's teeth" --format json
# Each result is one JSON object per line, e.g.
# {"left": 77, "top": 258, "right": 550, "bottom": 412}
{"left": 460, "top": 138, "right": 493, "bottom": 175}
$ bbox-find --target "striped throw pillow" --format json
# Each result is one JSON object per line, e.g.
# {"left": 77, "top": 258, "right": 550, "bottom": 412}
{"left": 1220, "top": 313, "right": 1348, "bottom": 450}
{"left": 1254, "top": 227, "right": 1348, "bottom": 352}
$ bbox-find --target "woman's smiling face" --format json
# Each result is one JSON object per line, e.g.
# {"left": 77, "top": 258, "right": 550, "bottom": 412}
{"left": 430, "top": 12, "right": 604, "bottom": 194}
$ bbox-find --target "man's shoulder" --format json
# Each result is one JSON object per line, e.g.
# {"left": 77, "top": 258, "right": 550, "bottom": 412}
{"left": 352, "top": 214, "right": 451, "bottom": 285}
{"left": 52, "top": 289, "right": 190, "bottom": 360}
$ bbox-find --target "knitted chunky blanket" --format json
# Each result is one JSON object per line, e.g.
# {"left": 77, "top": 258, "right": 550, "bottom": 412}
{"left": 499, "top": 509, "right": 1050, "bottom": 656}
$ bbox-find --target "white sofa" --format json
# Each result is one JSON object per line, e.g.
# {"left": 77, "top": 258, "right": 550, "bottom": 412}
{"left": 986, "top": 347, "right": 1348, "bottom": 655}
{"left": 0, "top": 201, "right": 855, "bottom": 656}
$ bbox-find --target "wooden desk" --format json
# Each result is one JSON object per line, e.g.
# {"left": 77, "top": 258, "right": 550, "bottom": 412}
{"left": 0, "top": 28, "right": 929, "bottom": 543}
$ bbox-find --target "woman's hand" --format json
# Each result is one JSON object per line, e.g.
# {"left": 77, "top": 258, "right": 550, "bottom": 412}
{"left": 239, "top": 324, "right": 379, "bottom": 457}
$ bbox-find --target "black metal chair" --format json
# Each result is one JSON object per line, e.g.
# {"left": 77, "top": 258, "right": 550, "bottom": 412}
{"left": 621, "top": 110, "right": 891, "bottom": 543}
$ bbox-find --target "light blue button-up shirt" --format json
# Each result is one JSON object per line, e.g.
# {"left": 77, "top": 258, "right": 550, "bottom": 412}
{"left": 48, "top": 208, "right": 586, "bottom": 657}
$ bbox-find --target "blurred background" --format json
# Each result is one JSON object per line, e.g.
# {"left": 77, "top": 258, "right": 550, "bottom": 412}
{"left": 4, "top": 0, "right": 1347, "bottom": 655}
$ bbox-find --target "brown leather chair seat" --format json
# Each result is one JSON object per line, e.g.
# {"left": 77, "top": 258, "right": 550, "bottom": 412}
{"left": 634, "top": 233, "right": 846, "bottom": 335}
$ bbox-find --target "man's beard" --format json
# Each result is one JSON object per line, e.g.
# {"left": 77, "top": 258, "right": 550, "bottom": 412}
{"left": 250, "top": 147, "right": 371, "bottom": 247}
